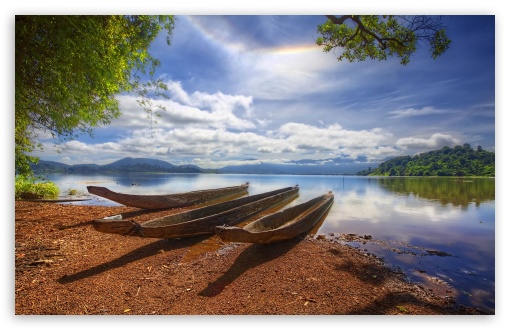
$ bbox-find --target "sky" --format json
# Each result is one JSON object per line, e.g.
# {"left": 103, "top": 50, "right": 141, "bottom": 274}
{"left": 27, "top": 14, "right": 496, "bottom": 169}
{"left": 8, "top": 4, "right": 500, "bottom": 171}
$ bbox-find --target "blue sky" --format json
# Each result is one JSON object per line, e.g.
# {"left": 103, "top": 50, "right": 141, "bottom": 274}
{"left": 13, "top": 9, "right": 499, "bottom": 169}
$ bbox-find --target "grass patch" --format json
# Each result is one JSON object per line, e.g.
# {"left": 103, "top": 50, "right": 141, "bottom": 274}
{"left": 65, "top": 188, "right": 85, "bottom": 196}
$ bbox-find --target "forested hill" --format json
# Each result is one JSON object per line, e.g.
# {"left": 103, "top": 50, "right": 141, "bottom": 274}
{"left": 358, "top": 144, "right": 495, "bottom": 177}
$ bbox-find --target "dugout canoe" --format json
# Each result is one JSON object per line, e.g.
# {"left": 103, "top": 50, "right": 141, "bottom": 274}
{"left": 93, "top": 185, "right": 300, "bottom": 238}
{"left": 87, "top": 182, "right": 250, "bottom": 209}
{"left": 215, "top": 192, "right": 334, "bottom": 244}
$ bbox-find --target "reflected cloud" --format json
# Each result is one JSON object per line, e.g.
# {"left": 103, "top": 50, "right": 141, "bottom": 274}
{"left": 393, "top": 203, "right": 459, "bottom": 222}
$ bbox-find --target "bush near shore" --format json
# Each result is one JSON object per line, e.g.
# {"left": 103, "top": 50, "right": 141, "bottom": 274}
{"left": 15, "top": 175, "right": 60, "bottom": 199}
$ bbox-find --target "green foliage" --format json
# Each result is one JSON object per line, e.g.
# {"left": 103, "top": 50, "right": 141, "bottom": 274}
{"left": 15, "top": 15, "right": 175, "bottom": 175}
{"left": 66, "top": 188, "right": 80, "bottom": 196}
{"left": 15, "top": 113, "right": 41, "bottom": 175}
{"left": 316, "top": 15, "right": 451, "bottom": 65}
{"left": 15, "top": 175, "right": 60, "bottom": 199}
{"left": 359, "top": 144, "right": 495, "bottom": 177}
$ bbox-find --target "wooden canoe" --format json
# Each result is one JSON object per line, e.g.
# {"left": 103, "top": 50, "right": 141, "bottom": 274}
{"left": 215, "top": 192, "right": 334, "bottom": 244}
{"left": 93, "top": 185, "right": 300, "bottom": 238}
{"left": 87, "top": 182, "right": 250, "bottom": 209}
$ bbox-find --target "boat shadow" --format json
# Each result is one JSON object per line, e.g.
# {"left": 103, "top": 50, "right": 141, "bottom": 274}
{"left": 55, "top": 220, "right": 95, "bottom": 230}
{"left": 57, "top": 235, "right": 209, "bottom": 284}
{"left": 198, "top": 238, "right": 301, "bottom": 297}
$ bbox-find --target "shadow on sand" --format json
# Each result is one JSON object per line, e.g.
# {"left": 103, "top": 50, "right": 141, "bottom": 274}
{"left": 57, "top": 235, "right": 209, "bottom": 284}
{"left": 55, "top": 209, "right": 165, "bottom": 230}
{"left": 198, "top": 238, "right": 301, "bottom": 297}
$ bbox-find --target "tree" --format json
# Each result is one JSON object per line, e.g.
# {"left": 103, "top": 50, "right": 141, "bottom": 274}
{"left": 316, "top": 15, "right": 451, "bottom": 65}
{"left": 358, "top": 145, "right": 494, "bottom": 177}
{"left": 15, "top": 15, "right": 175, "bottom": 175}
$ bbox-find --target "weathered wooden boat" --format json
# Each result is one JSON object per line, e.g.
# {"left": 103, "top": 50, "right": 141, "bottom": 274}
{"left": 93, "top": 185, "right": 300, "bottom": 238}
{"left": 87, "top": 182, "right": 250, "bottom": 209}
{"left": 215, "top": 192, "right": 334, "bottom": 244}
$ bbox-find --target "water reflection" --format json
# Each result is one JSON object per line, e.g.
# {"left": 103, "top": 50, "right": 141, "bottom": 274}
{"left": 377, "top": 177, "right": 495, "bottom": 208}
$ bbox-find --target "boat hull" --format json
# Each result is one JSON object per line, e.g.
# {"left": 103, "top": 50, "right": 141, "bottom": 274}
{"left": 87, "top": 183, "right": 249, "bottom": 209}
{"left": 216, "top": 192, "right": 334, "bottom": 244}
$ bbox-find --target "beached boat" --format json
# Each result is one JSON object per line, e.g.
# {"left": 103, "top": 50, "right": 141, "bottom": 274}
{"left": 87, "top": 183, "right": 250, "bottom": 209}
{"left": 215, "top": 192, "right": 334, "bottom": 244}
{"left": 93, "top": 185, "right": 300, "bottom": 238}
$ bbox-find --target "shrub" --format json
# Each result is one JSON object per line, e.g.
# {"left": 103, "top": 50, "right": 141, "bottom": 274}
{"left": 15, "top": 175, "right": 60, "bottom": 199}
{"left": 66, "top": 188, "right": 83, "bottom": 196}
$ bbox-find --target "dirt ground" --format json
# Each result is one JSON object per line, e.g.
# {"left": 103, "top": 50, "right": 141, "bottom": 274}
{"left": 14, "top": 201, "right": 484, "bottom": 315}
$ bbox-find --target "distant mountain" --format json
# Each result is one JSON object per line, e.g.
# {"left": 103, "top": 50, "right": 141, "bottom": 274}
{"left": 30, "top": 157, "right": 206, "bottom": 174}
{"left": 69, "top": 163, "right": 101, "bottom": 172}
{"left": 101, "top": 157, "right": 188, "bottom": 172}
{"left": 106, "top": 157, "right": 175, "bottom": 169}
{"left": 30, "top": 156, "right": 381, "bottom": 175}
{"left": 29, "top": 160, "right": 70, "bottom": 172}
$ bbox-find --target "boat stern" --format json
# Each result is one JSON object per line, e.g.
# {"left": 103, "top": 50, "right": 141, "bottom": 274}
{"left": 93, "top": 216, "right": 141, "bottom": 236}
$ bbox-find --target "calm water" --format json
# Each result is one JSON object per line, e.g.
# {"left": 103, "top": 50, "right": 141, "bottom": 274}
{"left": 42, "top": 173, "right": 496, "bottom": 313}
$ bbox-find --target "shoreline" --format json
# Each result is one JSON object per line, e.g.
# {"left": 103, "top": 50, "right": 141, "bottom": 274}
{"left": 14, "top": 201, "right": 485, "bottom": 315}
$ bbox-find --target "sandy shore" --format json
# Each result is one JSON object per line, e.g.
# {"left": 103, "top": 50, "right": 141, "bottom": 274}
{"left": 14, "top": 201, "right": 483, "bottom": 315}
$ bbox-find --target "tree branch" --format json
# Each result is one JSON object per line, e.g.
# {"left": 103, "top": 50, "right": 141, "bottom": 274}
{"left": 325, "top": 15, "right": 409, "bottom": 50}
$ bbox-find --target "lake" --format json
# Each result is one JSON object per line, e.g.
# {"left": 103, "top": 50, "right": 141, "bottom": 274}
{"left": 41, "top": 173, "right": 496, "bottom": 313}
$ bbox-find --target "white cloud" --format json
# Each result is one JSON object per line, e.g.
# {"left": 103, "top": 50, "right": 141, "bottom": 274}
{"left": 389, "top": 106, "right": 453, "bottom": 118}
{"left": 64, "top": 140, "right": 95, "bottom": 152}
{"left": 396, "top": 133, "right": 459, "bottom": 150}
{"left": 277, "top": 123, "right": 392, "bottom": 152}
{"left": 166, "top": 81, "right": 193, "bottom": 105}
{"left": 114, "top": 83, "right": 256, "bottom": 131}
